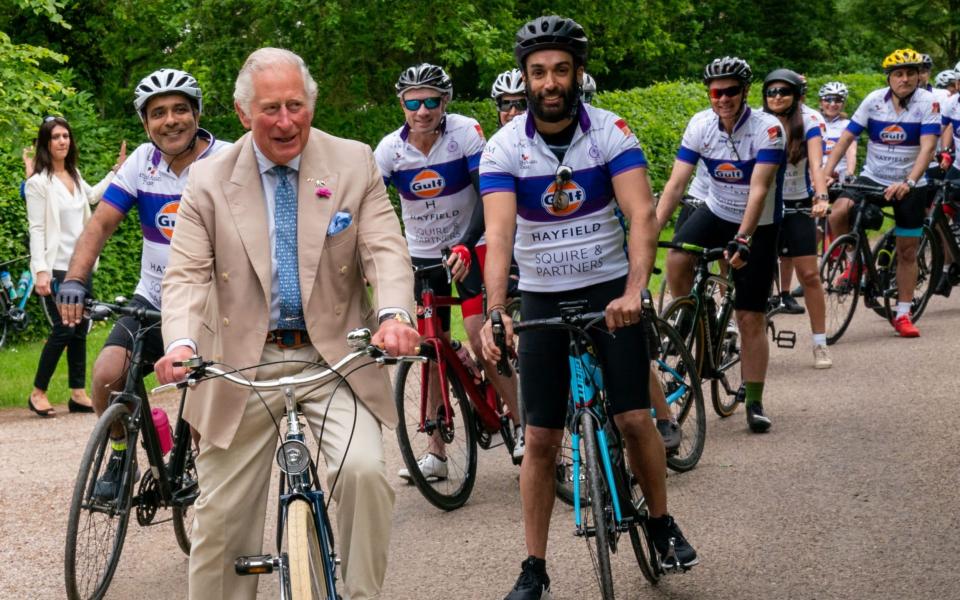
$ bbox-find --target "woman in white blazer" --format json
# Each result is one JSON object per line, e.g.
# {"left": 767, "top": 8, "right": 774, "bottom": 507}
{"left": 24, "top": 116, "right": 125, "bottom": 417}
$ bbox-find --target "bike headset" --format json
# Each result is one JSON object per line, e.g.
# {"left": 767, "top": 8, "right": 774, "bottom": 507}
{"left": 514, "top": 15, "right": 589, "bottom": 120}
{"left": 703, "top": 56, "right": 753, "bottom": 120}
{"left": 762, "top": 68, "right": 804, "bottom": 117}
{"left": 881, "top": 48, "right": 924, "bottom": 104}
{"left": 133, "top": 68, "right": 203, "bottom": 168}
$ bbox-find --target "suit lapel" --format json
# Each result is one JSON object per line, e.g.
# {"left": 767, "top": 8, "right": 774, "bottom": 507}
{"left": 297, "top": 130, "right": 336, "bottom": 310}
{"left": 223, "top": 134, "right": 272, "bottom": 304}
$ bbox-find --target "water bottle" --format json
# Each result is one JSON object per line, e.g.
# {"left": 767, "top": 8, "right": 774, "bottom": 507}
{"left": 151, "top": 408, "right": 174, "bottom": 456}
{"left": 451, "top": 339, "right": 482, "bottom": 384}
{"left": 0, "top": 271, "right": 16, "bottom": 301}
{"left": 14, "top": 270, "right": 31, "bottom": 300}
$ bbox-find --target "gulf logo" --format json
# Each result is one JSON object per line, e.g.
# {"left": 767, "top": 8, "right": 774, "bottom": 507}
{"left": 541, "top": 180, "right": 586, "bottom": 217}
{"left": 824, "top": 139, "right": 836, "bottom": 155}
{"left": 713, "top": 163, "right": 744, "bottom": 182}
{"left": 879, "top": 124, "right": 907, "bottom": 144}
{"left": 155, "top": 200, "right": 179, "bottom": 240}
{"left": 410, "top": 169, "right": 446, "bottom": 198}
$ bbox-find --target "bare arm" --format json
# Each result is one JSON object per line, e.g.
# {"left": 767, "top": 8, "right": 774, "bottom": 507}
{"left": 844, "top": 139, "right": 858, "bottom": 176}
{"left": 479, "top": 190, "right": 516, "bottom": 362}
{"left": 655, "top": 159, "right": 696, "bottom": 230}
{"left": 806, "top": 138, "right": 829, "bottom": 217}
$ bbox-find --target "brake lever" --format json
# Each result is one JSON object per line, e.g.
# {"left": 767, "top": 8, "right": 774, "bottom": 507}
{"left": 490, "top": 310, "right": 513, "bottom": 377}
{"left": 440, "top": 246, "right": 453, "bottom": 285}
{"left": 639, "top": 289, "right": 662, "bottom": 359}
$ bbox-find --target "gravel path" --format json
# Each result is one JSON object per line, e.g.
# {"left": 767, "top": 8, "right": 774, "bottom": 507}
{"left": 2, "top": 298, "right": 958, "bottom": 599}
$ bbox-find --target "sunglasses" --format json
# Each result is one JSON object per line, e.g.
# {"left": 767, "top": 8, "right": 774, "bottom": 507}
{"left": 403, "top": 97, "right": 443, "bottom": 111}
{"left": 820, "top": 96, "right": 844, "bottom": 104}
{"left": 708, "top": 85, "right": 743, "bottom": 99}
{"left": 497, "top": 98, "right": 527, "bottom": 112}
{"left": 765, "top": 87, "right": 793, "bottom": 98}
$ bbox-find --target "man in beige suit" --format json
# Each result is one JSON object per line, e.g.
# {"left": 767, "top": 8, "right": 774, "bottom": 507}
{"left": 155, "top": 47, "right": 418, "bottom": 600}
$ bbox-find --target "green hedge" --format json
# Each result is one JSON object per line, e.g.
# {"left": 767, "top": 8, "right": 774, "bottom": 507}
{"left": 0, "top": 73, "right": 888, "bottom": 340}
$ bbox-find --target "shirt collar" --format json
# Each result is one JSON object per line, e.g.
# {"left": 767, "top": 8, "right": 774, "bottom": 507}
{"left": 252, "top": 141, "right": 301, "bottom": 175}
{"left": 715, "top": 106, "right": 752, "bottom": 134}
{"left": 524, "top": 101, "right": 591, "bottom": 140}
{"left": 399, "top": 114, "right": 448, "bottom": 142}
{"left": 882, "top": 87, "right": 919, "bottom": 107}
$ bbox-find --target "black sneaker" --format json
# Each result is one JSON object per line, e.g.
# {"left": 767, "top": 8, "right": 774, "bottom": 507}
{"left": 504, "top": 556, "right": 551, "bottom": 600}
{"left": 93, "top": 448, "right": 137, "bottom": 501}
{"left": 934, "top": 272, "right": 952, "bottom": 297}
{"left": 779, "top": 293, "right": 805, "bottom": 315}
{"left": 746, "top": 402, "right": 772, "bottom": 433}
{"left": 656, "top": 419, "right": 682, "bottom": 452}
{"left": 647, "top": 515, "right": 699, "bottom": 570}
{"left": 790, "top": 284, "right": 804, "bottom": 298}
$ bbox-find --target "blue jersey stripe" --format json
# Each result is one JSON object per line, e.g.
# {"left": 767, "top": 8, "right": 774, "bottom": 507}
{"left": 866, "top": 120, "right": 924, "bottom": 146}
{"left": 479, "top": 172, "right": 516, "bottom": 196}
{"left": 847, "top": 121, "right": 866, "bottom": 136}
{"left": 102, "top": 184, "right": 137, "bottom": 214}
{"left": 467, "top": 151, "right": 482, "bottom": 173}
{"left": 608, "top": 148, "right": 648, "bottom": 177}
{"left": 701, "top": 157, "right": 756, "bottom": 185}
{"left": 757, "top": 149, "right": 785, "bottom": 164}
{"left": 677, "top": 145, "right": 700, "bottom": 164}
{"left": 390, "top": 156, "right": 472, "bottom": 201}
{"left": 515, "top": 165, "right": 614, "bottom": 223}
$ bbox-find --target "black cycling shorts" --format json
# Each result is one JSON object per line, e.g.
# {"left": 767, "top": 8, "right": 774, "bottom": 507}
{"left": 411, "top": 255, "right": 484, "bottom": 331}
{"left": 102, "top": 294, "right": 165, "bottom": 374}
{"left": 672, "top": 207, "right": 780, "bottom": 313}
{"left": 839, "top": 176, "right": 929, "bottom": 235}
{"left": 518, "top": 276, "right": 650, "bottom": 431}
{"left": 779, "top": 198, "right": 818, "bottom": 258}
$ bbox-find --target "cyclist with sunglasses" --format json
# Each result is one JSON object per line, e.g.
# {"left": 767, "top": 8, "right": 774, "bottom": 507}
{"left": 492, "top": 68, "right": 528, "bottom": 126}
{"left": 374, "top": 63, "right": 523, "bottom": 473}
{"left": 655, "top": 56, "right": 785, "bottom": 433}
{"left": 822, "top": 49, "right": 941, "bottom": 337}
{"left": 934, "top": 67, "right": 960, "bottom": 296}
{"left": 581, "top": 72, "right": 597, "bottom": 104}
{"left": 819, "top": 82, "right": 858, "bottom": 181}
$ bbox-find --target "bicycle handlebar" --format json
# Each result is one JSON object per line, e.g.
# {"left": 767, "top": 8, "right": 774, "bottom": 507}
{"left": 657, "top": 240, "right": 726, "bottom": 262}
{"left": 86, "top": 298, "right": 162, "bottom": 324}
{"left": 829, "top": 182, "right": 887, "bottom": 196}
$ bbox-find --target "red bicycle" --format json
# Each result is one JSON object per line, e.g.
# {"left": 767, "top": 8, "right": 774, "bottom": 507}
{"left": 393, "top": 256, "right": 520, "bottom": 511}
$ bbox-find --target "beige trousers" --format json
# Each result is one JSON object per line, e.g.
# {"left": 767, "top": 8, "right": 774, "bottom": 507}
{"left": 188, "top": 343, "right": 395, "bottom": 600}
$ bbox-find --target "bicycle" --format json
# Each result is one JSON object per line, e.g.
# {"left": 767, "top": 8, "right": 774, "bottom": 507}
{"left": 918, "top": 178, "right": 959, "bottom": 296}
{"left": 64, "top": 299, "right": 198, "bottom": 600}
{"left": 495, "top": 295, "right": 697, "bottom": 598}
{"left": 393, "top": 254, "right": 521, "bottom": 510}
{"left": 154, "top": 327, "right": 422, "bottom": 600}
{"left": 819, "top": 182, "right": 941, "bottom": 344}
{"left": 0, "top": 256, "right": 57, "bottom": 348}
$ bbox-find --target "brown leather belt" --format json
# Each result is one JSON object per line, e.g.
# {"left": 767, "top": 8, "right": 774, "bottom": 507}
{"left": 266, "top": 329, "right": 311, "bottom": 350}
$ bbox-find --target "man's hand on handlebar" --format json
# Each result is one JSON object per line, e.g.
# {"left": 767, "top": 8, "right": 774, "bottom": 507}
{"left": 884, "top": 181, "right": 911, "bottom": 201}
{"left": 604, "top": 292, "right": 641, "bottom": 332}
{"left": 480, "top": 308, "right": 513, "bottom": 364}
{"left": 372, "top": 319, "right": 420, "bottom": 357}
{"left": 56, "top": 279, "right": 88, "bottom": 326}
{"left": 155, "top": 345, "right": 196, "bottom": 385}
{"left": 446, "top": 245, "right": 471, "bottom": 282}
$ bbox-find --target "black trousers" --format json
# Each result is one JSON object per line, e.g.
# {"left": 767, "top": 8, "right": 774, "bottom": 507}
{"left": 33, "top": 270, "right": 92, "bottom": 391}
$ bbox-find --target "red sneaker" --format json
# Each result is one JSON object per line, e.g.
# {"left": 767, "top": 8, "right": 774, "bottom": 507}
{"left": 835, "top": 261, "right": 861, "bottom": 287}
{"left": 893, "top": 314, "right": 920, "bottom": 338}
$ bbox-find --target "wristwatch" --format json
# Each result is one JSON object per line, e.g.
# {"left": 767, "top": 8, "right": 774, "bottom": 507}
{"left": 735, "top": 233, "right": 752, "bottom": 247}
{"left": 905, "top": 178, "right": 916, "bottom": 189}
{"left": 813, "top": 193, "right": 829, "bottom": 202}
{"left": 379, "top": 311, "right": 414, "bottom": 326}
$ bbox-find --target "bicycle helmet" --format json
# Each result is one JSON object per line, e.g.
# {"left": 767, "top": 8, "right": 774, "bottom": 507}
{"left": 581, "top": 72, "right": 597, "bottom": 103}
{"left": 920, "top": 53, "right": 933, "bottom": 70}
{"left": 490, "top": 68, "right": 525, "bottom": 99}
{"left": 818, "top": 81, "right": 849, "bottom": 99}
{"left": 133, "top": 68, "right": 202, "bottom": 119}
{"left": 881, "top": 48, "right": 924, "bottom": 73}
{"left": 934, "top": 70, "right": 958, "bottom": 88}
{"left": 395, "top": 63, "right": 453, "bottom": 99}
{"left": 514, "top": 15, "right": 588, "bottom": 68}
{"left": 763, "top": 69, "right": 804, "bottom": 116}
{"left": 703, "top": 56, "right": 752, "bottom": 84}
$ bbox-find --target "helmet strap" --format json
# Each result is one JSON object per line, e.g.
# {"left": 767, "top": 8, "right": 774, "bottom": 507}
{"left": 154, "top": 128, "right": 200, "bottom": 172}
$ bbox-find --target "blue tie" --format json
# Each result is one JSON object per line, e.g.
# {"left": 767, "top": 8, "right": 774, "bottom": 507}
{"left": 272, "top": 165, "right": 305, "bottom": 330}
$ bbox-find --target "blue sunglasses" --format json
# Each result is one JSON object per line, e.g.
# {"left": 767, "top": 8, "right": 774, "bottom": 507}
{"left": 403, "top": 97, "right": 443, "bottom": 111}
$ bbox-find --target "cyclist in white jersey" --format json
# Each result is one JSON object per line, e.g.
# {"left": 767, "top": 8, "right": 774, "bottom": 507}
{"left": 57, "top": 69, "right": 229, "bottom": 491}
{"left": 375, "top": 63, "right": 523, "bottom": 472}
{"left": 823, "top": 48, "right": 940, "bottom": 337}
{"left": 492, "top": 68, "right": 527, "bottom": 126}
{"left": 481, "top": 16, "right": 698, "bottom": 599}
{"left": 656, "top": 56, "right": 785, "bottom": 433}
{"left": 935, "top": 77, "right": 960, "bottom": 295}
{"left": 934, "top": 69, "right": 958, "bottom": 96}
{"left": 819, "top": 82, "right": 858, "bottom": 180}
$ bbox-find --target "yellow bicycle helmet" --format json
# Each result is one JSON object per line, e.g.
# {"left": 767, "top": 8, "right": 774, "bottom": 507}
{"left": 882, "top": 48, "right": 924, "bottom": 73}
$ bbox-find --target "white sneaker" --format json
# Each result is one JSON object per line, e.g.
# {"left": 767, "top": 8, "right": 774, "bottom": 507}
{"left": 398, "top": 453, "right": 448, "bottom": 483}
{"left": 512, "top": 425, "right": 525, "bottom": 460}
{"left": 813, "top": 344, "right": 832, "bottom": 369}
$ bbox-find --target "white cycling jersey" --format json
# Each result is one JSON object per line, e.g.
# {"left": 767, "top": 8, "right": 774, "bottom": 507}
{"left": 676, "top": 107, "right": 786, "bottom": 225}
{"left": 479, "top": 104, "right": 647, "bottom": 293}
{"left": 781, "top": 104, "right": 826, "bottom": 200}
{"left": 822, "top": 114, "right": 852, "bottom": 175}
{"left": 687, "top": 161, "right": 710, "bottom": 201}
{"left": 846, "top": 87, "right": 941, "bottom": 186}
{"left": 374, "top": 113, "right": 485, "bottom": 258}
{"left": 930, "top": 87, "right": 952, "bottom": 165}
{"left": 942, "top": 94, "right": 960, "bottom": 162}
{"left": 101, "top": 129, "right": 229, "bottom": 309}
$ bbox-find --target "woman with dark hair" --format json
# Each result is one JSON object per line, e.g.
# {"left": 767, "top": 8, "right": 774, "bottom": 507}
{"left": 762, "top": 69, "right": 832, "bottom": 369}
{"left": 24, "top": 116, "right": 125, "bottom": 417}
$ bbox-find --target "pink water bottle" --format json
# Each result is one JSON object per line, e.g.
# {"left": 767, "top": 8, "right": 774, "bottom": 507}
{"left": 151, "top": 408, "right": 174, "bottom": 456}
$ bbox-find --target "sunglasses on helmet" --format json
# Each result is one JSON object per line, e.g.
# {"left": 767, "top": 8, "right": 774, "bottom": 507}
{"left": 403, "top": 97, "right": 443, "bottom": 111}
{"left": 708, "top": 85, "right": 743, "bottom": 99}
{"left": 496, "top": 98, "right": 527, "bottom": 112}
{"left": 764, "top": 87, "right": 792, "bottom": 98}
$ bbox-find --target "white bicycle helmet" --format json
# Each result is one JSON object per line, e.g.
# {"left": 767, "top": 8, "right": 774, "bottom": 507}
{"left": 490, "top": 68, "right": 525, "bottom": 99}
{"left": 581, "top": 72, "right": 597, "bottom": 103}
{"left": 935, "top": 70, "right": 958, "bottom": 88}
{"left": 818, "top": 81, "right": 849, "bottom": 99}
{"left": 133, "top": 68, "right": 202, "bottom": 119}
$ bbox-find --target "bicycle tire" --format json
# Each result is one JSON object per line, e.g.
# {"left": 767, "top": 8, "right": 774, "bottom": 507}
{"left": 614, "top": 457, "right": 660, "bottom": 585}
{"left": 871, "top": 229, "right": 897, "bottom": 320}
{"left": 394, "top": 356, "right": 478, "bottom": 511}
{"left": 880, "top": 225, "right": 942, "bottom": 323}
{"left": 0, "top": 293, "right": 8, "bottom": 348}
{"left": 655, "top": 317, "right": 706, "bottom": 473}
{"left": 580, "top": 417, "right": 615, "bottom": 599}
{"left": 660, "top": 296, "right": 704, "bottom": 376}
{"left": 287, "top": 498, "right": 331, "bottom": 600}
{"left": 170, "top": 427, "right": 198, "bottom": 555}
{"left": 65, "top": 402, "right": 137, "bottom": 600}
{"left": 820, "top": 234, "right": 861, "bottom": 344}
{"left": 554, "top": 416, "right": 589, "bottom": 507}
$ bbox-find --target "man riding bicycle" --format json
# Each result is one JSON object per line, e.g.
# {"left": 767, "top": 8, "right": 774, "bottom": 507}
{"left": 822, "top": 48, "right": 941, "bottom": 337}
{"left": 57, "top": 68, "right": 229, "bottom": 496}
{"left": 480, "top": 16, "right": 698, "bottom": 599}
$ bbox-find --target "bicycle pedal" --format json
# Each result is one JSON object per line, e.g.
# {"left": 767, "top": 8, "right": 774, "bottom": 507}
{"left": 774, "top": 330, "right": 796, "bottom": 349}
{"left": 235, "top": 554, "right": 278, "bottom": 575}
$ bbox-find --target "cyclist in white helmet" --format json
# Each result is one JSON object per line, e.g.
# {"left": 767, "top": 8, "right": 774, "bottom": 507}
{"left": 57, "top": 68, "right": 230, "bottom": 497}
{"left": 492, "top": 68, "right": 527, "bottom": 126}
{"left": 581, "top": 72, "right": 597, "bottom": 104}
{"left": 819, "top": 82, "right": 858, "bottom": 180}
{"left": 934, "top": 70, "right": 958, "bottom": 96}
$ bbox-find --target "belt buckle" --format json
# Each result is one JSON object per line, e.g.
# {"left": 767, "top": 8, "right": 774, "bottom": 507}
{"left": 269, "top": 330, "right": 308, "bottom": 350}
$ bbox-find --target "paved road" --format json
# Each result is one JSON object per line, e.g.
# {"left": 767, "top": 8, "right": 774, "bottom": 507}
{"left": 2, "top": 296, "right": 958, "bottom": 599}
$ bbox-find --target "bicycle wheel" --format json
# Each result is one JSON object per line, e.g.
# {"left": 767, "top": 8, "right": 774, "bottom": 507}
{"left": 555, "top": 408, "right": 588, "bottom": 507}
{"left": 170, "top": 418, "right": 198, "bottom": 555}
{"left": 655, "top": 277, "right": 672, "bottom": 314}
{"left": 880, "top": 225, "right": 942, "bottom": 323}
{"left": 660, "top": 296, "right": 704, "bottom": 375}
{"left": 65, "top": 402, "right": 137, "bottom": 600}
{"left": 394, "top": 355, "right": 478, "bottom": 511}
{"left": 710, "top": 295, "right": 741, "bottom": 418}
{"left": 655, "top": 318, "right": 705, "bottom": 472}
{"left": 871, "top": 229, "right": 897, "bottom": 320}
{"left": 820, "top": 234, "right": 861, "bottom": 344}
{"left": 616, "top": 457, "right": 661, "bottom": 585}
{"left": 287, "top": 498, "right": 331, "bottom": 600}
{"left": 0, "top": 293, "right": 8, "bottom": 348}
{"left": 579, "top": 416, "right": 614, "bottom": 599}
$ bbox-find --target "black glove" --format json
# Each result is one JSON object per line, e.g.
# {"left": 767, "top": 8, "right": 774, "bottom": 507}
{"left": 725, "top": 235, "right": 751, "bottom": 263}
{"left": 56, "top": 278, "right": 87, "bottom": 307}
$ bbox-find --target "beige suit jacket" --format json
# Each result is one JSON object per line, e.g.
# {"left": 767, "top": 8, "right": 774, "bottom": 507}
{"left": 162, "top": 128, "right": 414, "bottom": 450}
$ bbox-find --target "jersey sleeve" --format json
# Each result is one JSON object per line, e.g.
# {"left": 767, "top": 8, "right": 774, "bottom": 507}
{"left": 603, "top": 114, "right": 648, "bottom": 177}
{"left": 922, "top": 96, "right": 943, "bottom": 136}
{"left": 676, "top": 118, "right": 703, "bottom": 165}
{"left": 463, "top": 119, "right": 486, "bottom": 173}
{"left": 372, "top": 137, "right": 394, "bottom": 189}
{"left": 756, "top": 121, "right": 786, "bottom": 164}
{"left": 478, "top": 134, "right": 516, "bottom": 196}
{"left": 100, "top": 146, "right": 141, "bottom": 214}
{"left": 847, "top": 94, "right": 872, "bottom": 136}
{"left": 805, "top": 112, "right": 825, "bottom": 141}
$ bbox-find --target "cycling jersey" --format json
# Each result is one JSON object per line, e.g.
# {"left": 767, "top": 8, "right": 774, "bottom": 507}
{"left": 479, "top": 103, "right": 648, "bottom": 293}
{"left": 374, "top": 113, "right": 485, "bottom": 258}
{"left": 822, "top": 114, "right": 852, "bottom": 175}
{"left": 781, "top": 104, "right": 826, "bottom": 200}
{"left": 943, "top": 94, "right": 960, "bottom": 161}
{"left": 675, "top": 107, "right": 786, "bottom": 225}
{"left": 846, "top": 87, "right": 941, "bottom": 186}
{"left": 101, "top": 129, "right": 228, "bottom": 309}
{"left": 687, "top": 161, "right": 710, "bottom": 201}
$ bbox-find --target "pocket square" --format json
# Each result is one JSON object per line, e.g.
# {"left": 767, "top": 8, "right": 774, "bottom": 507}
{"left": 327, "top": 211, "right": 353, "bottom": 236}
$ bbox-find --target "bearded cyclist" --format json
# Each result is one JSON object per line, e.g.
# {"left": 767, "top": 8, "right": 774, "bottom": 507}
{"left": 57, "top": 68, "right": 230, "bottom": 496}
{"left": 481, "top": 16, "right": 698, "bottom": 599}
{"left": 822, "top": 49, "right": 940, "bottom": 337}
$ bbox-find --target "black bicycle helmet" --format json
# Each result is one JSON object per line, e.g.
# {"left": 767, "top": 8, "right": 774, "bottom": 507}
{"left": 703, "top": 56, "right": 752, "bottom": 85}
{"left": 763, "top": 68, "right": 804, "bottom": 91}
{"left": 514, "top": 15, "right": 588, "bottom": 68}
{"left": 395, "top": 63, "right": 454, "bottom": 98}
